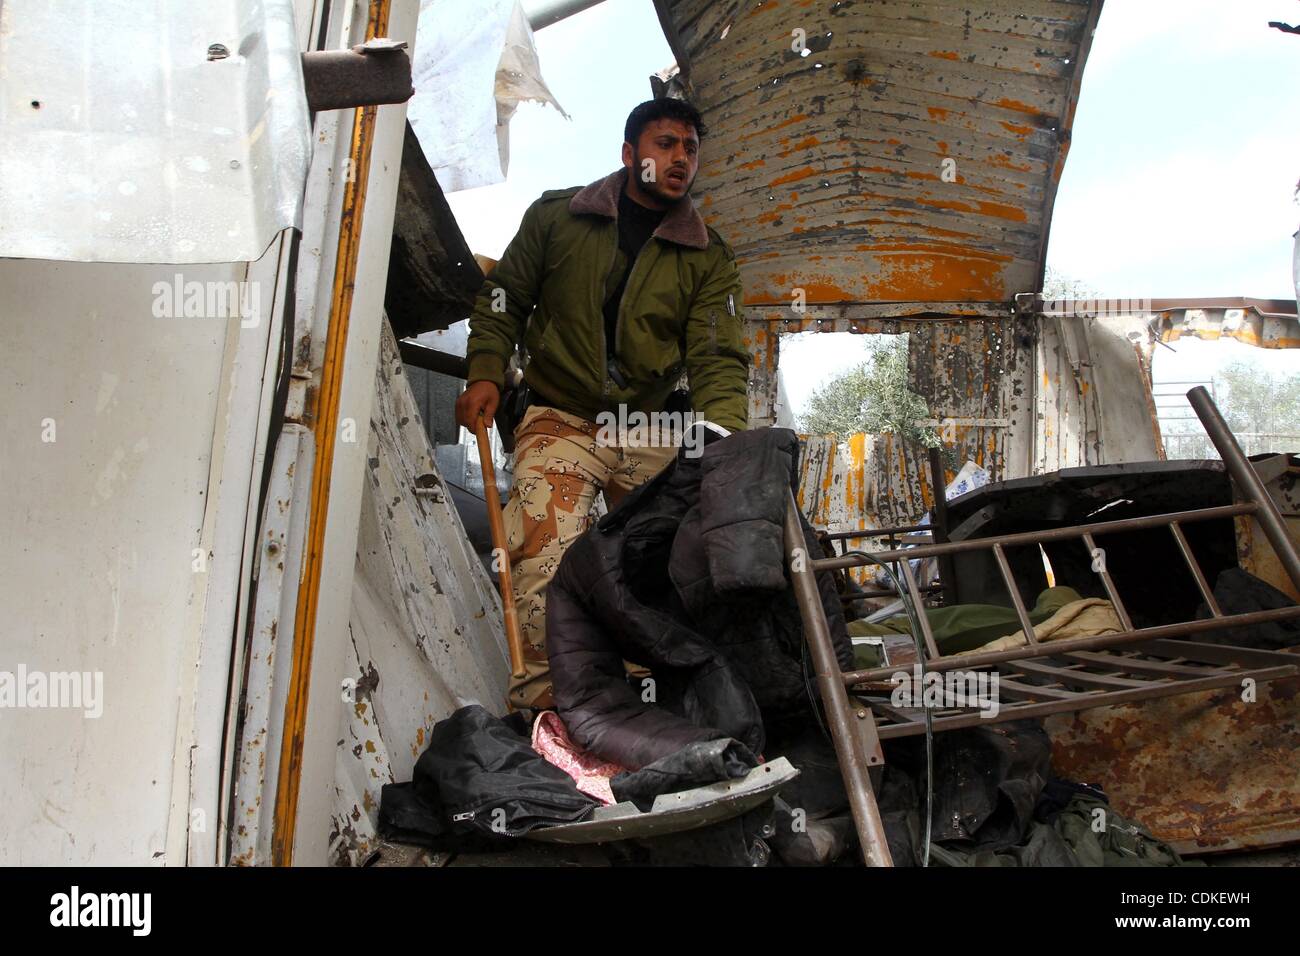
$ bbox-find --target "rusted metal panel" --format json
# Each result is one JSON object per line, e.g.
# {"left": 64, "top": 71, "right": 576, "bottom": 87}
{"left": 1238, "top": 455, "right": 1300, "bottom": 603}
{"left": 663, "top": 0, "right": 1102, "bottom": 311}
{"left": 1046, "top": 675, "right": 1300, "bottom": 855}
{"left": 793, "top": 317, "right": 1034, "bottom": 559}
{"left": 910, "top": 316, "right": 1034, "bottom": 477}
{"left": 1155, "top": 300, "right": 1300, "bottom": 351}
{"left": 1035, "top": 298, "right": 1300, "bottom": 351}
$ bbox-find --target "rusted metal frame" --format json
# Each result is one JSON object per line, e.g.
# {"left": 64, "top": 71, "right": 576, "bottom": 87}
{"left": 1132, "top": 638, "right": 1300, "bottom": 671}
{"left": 1190, "top": 385, "right": 1300, "bottom": 594}
{"left": 784, "top": 494, "right": 893, "bottom": 867}
{"left": 811, "top": 502, "right": 1258, "bottom": 574}
{"left": 992, "top": 542, "right": 1038, "bottom": 644}
{"left": 1081, "top": 530, "right": 1135, "bottom": 631}
{"left": 864, "top": 698, "right": 924, "bottom": 726}
{"left": 843, "top": 606, "right": 1300, "bottom": 684}
{"left": 993, "top": 675, "right": 1077, "bottom": 702}
{"left": 898, "top": 559, "right": 941, "bottom": 661}
{"left": 872, "top": 664, "right": 1299, "bottom": 740}
{"left": 1008, "top": 658, "right": 1150, "bottom": 692}
{"left": 1168, "top": 521, "right": 1223, "bottom": 617}
{"left": 1056, "top": 650, "right": 1213, "bottom": 678}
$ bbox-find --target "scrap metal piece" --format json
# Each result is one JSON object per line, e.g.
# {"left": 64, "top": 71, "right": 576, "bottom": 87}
{"left": 301, "top": 40, "right": 414, "bottom": 112}
{"left": 524, "top": 758, "right": 799, "bottom": 845}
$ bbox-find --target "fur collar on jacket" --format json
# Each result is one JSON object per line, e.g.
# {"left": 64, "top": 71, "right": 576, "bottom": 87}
{"left": 568, "top": 167, "right": 710, "bottom": 250}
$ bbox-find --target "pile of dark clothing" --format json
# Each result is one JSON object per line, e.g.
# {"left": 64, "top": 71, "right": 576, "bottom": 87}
{"left": 377, "top": 427, "right": 1192, "bottom": 866}
{"left": 545, "top": 426, "right": 853, "bottom": 771}
{"left": 876, "top": 721, "right": 1191, "bottom": 867}
{"left": 380, "top": 427, "right": 857, "bottom": 863}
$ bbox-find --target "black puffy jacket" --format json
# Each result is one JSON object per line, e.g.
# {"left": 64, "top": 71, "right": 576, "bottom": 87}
{"left": 546, "top": 427, "right": 854, "bottom": 770}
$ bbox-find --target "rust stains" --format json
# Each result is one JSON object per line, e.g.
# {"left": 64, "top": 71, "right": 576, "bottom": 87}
{"left": 664, "top": 0, "right": 1098, "bottom": 310}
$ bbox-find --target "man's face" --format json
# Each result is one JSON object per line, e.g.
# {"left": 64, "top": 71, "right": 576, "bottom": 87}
{"left": 623, "top": 117, "right": 700, "bottom": 207}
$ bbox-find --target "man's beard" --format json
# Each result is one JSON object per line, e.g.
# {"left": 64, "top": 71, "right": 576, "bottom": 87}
{"left": 633, "top": 148, "right": 694, "bottom": 203}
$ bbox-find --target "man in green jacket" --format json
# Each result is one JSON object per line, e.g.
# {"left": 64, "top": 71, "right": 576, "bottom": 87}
{"left": 455, "top": 98, "right": 750, "bottom": 709}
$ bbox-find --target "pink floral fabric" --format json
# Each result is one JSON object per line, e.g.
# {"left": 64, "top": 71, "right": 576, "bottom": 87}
{"left": 531, "top": 710, "right": 628, "bottom": 805}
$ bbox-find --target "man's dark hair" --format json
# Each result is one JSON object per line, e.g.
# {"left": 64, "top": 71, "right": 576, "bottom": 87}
{"left": 624, "top": 98, "right": 708, "bottom": 146}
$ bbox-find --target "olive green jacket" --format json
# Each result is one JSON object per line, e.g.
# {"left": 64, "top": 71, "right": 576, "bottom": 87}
{"left": 463, "top": 168, "right": 749, "bottom": 432}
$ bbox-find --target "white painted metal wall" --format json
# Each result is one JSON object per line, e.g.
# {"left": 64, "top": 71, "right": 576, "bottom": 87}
{"left": 0, "top": 251, "right": 285, "bottom": 864}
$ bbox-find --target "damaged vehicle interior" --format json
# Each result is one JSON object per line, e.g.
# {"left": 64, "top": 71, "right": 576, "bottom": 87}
{"left": 366, "top": 0, "right": 1300, "bottom": 870}
{"left": 3, "top": 0, "right": 1298, "bottom": 902}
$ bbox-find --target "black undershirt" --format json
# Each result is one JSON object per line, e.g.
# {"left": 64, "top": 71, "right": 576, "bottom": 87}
{"left": 603, "top": 188, "right": 666, "bottom": 360}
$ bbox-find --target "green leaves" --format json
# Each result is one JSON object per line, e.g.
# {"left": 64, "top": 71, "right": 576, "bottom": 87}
{"left": 799, "top": 336, "right": 939, "bottom": 446}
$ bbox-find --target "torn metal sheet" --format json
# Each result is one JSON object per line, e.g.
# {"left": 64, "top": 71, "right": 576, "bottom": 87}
{"left": 660, "top": 0, "right": 1102, "bottom": 311}
{"left": 1154, "top": 299, "right": 1300, "bottom": 351}
{"left": 1035, "top": 312, "right": 1164, "bottom": 471}
{"left": 1034, "top": 297, "right": 1300, "bottom": 351}
{"left": 329, "top": 321, "right": 511, "bottom": 867}
{"left": 0, "top": 0, "right": 310, "bottom": 263}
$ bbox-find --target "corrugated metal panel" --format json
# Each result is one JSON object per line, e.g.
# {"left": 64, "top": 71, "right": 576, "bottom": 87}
{"left": 662, "top": 0, "right": 1101, "bottom": 310}
{"left": 0, "top": 0, "right": 310, "bottom": 263}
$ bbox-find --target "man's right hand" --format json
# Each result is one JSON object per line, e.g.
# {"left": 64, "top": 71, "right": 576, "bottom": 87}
{"left": 456, "top": 380, "right": 501, "bottom": 431}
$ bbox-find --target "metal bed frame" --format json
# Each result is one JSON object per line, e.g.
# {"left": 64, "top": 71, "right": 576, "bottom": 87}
{"left": 784, "top": 387, "right": 1300, "bottom": 866}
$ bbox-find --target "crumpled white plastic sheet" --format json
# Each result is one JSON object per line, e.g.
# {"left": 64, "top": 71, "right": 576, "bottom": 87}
{"left": 409, "top": 0, "right": 567, "bottom": 193}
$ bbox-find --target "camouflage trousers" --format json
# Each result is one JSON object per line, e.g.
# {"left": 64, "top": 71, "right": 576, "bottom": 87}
{"left": 503, "top": 404, "right": 679, "bottom": 709}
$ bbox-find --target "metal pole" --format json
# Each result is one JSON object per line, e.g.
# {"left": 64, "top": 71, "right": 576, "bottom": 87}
{"left": 1188, "top": 385, "right": 1300, "bottom": 593}
{"left": 784, "top": 494, "right": 894, "bottom": 866}
{"left": 524, "top": 0, "right": 607, "bottom": 30}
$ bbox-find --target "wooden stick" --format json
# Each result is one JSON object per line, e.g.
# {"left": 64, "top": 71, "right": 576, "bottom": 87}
{"left": 474, "top": 414, "right": 528, "bottom": 681}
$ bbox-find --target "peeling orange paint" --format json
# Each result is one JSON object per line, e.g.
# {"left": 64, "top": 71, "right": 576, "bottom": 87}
{"left": 930, "top": 51, "right": 960, "bottom": 61}
{"left": 768, "top": 165, "right": 819, "bottom": 187}
{"left": 996, "top": 97, "right": 1038, "bottom": 114}
{"left": 742, "top": 113, "right": 808, "bottom": 141}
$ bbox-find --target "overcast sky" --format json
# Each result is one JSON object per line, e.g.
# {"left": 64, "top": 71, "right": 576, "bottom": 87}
{"left": 444, "top": 0, "right": 1300, "bottom": 419}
